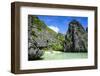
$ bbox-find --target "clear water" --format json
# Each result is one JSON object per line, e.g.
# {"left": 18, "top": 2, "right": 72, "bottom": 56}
{"left": 41, "top": 50, "right": 88, "bottom": 60}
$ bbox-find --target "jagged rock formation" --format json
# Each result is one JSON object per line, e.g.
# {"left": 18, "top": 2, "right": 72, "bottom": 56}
{"left": 28, "top": 15, "right": 64, "bottom": 60}
{"left": 64, "top": 20, "right": 87, "bottom": 52}
{"left": 28, "top": 15, "right": 45, "bottom": 60}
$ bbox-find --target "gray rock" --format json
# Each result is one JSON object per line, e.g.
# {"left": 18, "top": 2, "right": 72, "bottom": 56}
{"left": 64, "top": 20, "right": 87, "bottom": 52}
{"left": 28, "top": 47, "right": 44, "bottom": 60}
{"left": 28, "top": 15, "right": 45, "bottom": 60}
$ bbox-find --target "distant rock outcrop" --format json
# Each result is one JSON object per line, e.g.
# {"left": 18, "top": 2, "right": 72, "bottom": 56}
{"left": 64, "top": 20, "right": 87, "bottom": 52}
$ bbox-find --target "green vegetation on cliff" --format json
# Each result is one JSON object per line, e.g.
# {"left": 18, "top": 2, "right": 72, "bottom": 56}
{"left": 28, "top": 15, "right": 65, "bottom": 52}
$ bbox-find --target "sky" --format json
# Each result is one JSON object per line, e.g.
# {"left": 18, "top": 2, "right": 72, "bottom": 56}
{"left": 37, "top": 15, "right": 88, "bottom": 34}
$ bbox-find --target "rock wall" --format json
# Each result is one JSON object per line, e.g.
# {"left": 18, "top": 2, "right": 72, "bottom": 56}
{"left": 64, "top": 20, "right": 88, "bottom": 52}
{"left": 28, "top": 15, "right": 64, "bottom": 60}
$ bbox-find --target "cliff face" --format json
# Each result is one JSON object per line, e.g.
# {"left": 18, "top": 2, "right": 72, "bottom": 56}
{"left": 28, "top": 15, "right": 64, "bottom": 60}
{"left": 64, "top": 20, "right": 88, "bottom": 52}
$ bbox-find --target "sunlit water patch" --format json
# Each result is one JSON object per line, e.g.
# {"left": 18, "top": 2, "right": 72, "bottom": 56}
{"left": 41, "top": 50, "right": 88, "bottom": 60}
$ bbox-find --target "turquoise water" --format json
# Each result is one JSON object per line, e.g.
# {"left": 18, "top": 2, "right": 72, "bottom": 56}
{"left": 41, "top": 51, "right": 88, "bottom": 60}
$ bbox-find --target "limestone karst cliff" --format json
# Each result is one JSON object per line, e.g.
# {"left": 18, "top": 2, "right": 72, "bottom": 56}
{"left": 28, "top": 15, "right": 64, "bottom": 60}
{"left": 64, "top": 20, "right": 87, "bottom": 52}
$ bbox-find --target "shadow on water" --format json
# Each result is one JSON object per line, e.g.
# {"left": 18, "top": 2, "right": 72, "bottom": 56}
{"left": 28, "top": 57, "right": 44, "bottom": 61}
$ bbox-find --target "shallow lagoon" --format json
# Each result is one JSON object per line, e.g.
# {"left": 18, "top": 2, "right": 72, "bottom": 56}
{"left": 41, "top": 50, "right": 88, "bottom": 60}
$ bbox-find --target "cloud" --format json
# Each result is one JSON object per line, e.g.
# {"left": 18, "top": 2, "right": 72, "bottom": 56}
{"left": 48, "top": 25, "right": 59, "bottom": 33}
